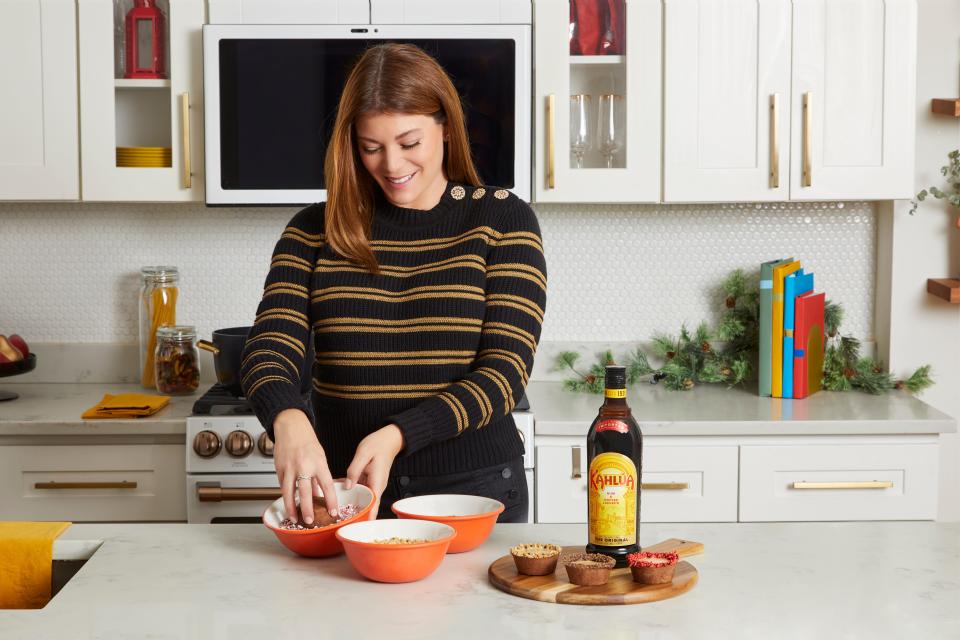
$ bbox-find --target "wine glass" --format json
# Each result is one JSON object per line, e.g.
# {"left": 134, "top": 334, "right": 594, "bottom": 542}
{"left": 570, "top": 94, "right": 591, "bottom": 169}
{"left": 597, "top": 94, "right": 625, "bottom": 169}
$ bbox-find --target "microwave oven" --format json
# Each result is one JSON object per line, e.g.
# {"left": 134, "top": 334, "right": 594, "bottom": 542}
{"left": 202, "top": 24, "right": 531, "bottom": 205}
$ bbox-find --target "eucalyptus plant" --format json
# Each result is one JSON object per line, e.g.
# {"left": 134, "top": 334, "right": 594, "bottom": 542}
{"left": 911, "top": 149, "right": 960, "bottom": 214}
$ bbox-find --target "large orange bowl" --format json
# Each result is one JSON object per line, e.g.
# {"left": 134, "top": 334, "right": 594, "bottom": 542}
{"left": 336, "top": 519, "right": 456, "bottom": 583}
{"left": 391, "top": 494, "right": 504, "bottom": 553}
{"left": 262, "top": 481, "right": 375, "bottom": 558}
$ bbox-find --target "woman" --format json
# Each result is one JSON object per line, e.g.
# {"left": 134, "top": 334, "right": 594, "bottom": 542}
{"left": 240, "top": 43, "right": 546, "bottom": 525}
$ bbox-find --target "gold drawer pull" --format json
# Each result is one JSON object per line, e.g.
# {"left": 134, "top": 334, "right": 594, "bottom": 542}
{"left": 546, "top": 94, "right": 556, "bottom": 189}
{"left": 35, "top": 481, "right": 137, "bottom": 490}
{"left": 769, "top": 93, "right": 779, "bottom": 188}
{"left": 197, "top": 485, "right": 282, "bottom": 502}
{"left": 791, "top": 481, "right": 894, "bottom": 490}
{"left": 641, "top": 482, "right": 689, "bottom": 491}
{"left": 802, "top": 91, "right": 812, "bottom": 187}
{"left": 180, "top": 92, "right": 192, "bottom": 189}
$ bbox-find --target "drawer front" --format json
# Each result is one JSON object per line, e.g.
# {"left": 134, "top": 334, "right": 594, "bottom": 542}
{"left": 739, "top": 444, "right": 938, "bottom": 521}
{"left": 535, "top": 445, "right": 738, "bottom": 523}
{"left": 0, "top": 445, "right": 186, "bottom": 521}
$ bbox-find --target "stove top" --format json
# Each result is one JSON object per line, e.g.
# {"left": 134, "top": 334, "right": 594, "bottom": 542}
{"left": 191, "top": 384, "right": 253, "bottom": 416}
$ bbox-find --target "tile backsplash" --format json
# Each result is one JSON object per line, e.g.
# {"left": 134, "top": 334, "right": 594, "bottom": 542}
{"left": 0, "top": 200, "right": 874, "bottom": 344}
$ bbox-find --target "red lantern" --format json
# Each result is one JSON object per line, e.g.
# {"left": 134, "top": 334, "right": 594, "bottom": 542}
{"left": 124, "top": 0, "right": 166, "bottom": 79}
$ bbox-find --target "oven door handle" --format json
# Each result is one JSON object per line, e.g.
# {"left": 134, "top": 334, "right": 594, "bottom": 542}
{"left": 197, "top": 484, "right": 281, "bottom": 502}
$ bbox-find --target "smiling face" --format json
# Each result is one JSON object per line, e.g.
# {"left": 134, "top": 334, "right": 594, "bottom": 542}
{"left": 355, "top": 111, "right": 448, "bottom": 211}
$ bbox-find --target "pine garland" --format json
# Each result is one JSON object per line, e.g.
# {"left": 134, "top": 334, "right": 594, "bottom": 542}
{"left": 554, "top": 269, "right": 934, "bottom": 396}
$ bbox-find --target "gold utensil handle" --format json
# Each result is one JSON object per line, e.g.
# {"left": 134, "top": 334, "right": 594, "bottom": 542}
{"left": 641, "top": 482, "right": 689, "bottom": 491}
{"left": 180, "top": 92, "right": 192, "bottom": 189}
{"left": 791, "top": 480, "right": 893, "bottom": 490}
{"left": 802, "top": 92, "right": 812, "bottom": 187}
{"left": 769, "top": 93, "right": 779, "bottom": 188}
{"left": 197, "top": 486, "right": 282, "bottom": 502}
{"left": 546, "top": 94, "right": 556, "bottom": 189}
{"left": 571, "top": 446, "right": 582, "bottom": 479}
{"left": 35, "top": 481, "right": 137, "bottom": 490}
{"left": 196, "top": 339, "right": 219, "bottom": 355}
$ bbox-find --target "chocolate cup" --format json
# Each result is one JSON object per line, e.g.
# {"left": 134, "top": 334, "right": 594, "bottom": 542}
{"left": 511, "top": 552, "right": 559, "bottom": 576}
{"left": 562, "top": 553, "right": 616, "bottom": 586}
{"left": 630, "top": 562, "right": 677, "bottom": 585}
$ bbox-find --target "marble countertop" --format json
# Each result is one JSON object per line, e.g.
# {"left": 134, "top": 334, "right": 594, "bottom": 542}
{"left": 1, "top": 521, "right": 957, "bottom": 639}
{"left": 1, "top": 381, "right": 954, "bottom": 438}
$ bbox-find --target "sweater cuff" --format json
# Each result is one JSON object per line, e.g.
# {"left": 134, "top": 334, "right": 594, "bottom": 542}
{"left": 247, "top": 379, "right": 315, "bottom": 442}
{"left": 388, "top": 402, "right": 444, "bottom": 456}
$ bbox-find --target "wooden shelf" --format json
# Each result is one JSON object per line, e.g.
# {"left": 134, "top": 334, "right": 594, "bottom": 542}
{"left": 927, "top": 278, "right": 960, "bottom": 303}
{"left": 931, "top": 99, "right": 960, "bottom": 117}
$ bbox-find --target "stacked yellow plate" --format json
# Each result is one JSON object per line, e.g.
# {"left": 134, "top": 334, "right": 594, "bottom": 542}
{"left": 116, "top": 146, "right": 172, "bottom": 168}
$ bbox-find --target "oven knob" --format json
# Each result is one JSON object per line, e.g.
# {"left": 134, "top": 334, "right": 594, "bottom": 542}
{"left": 225, "top": 430, "right": 254, "bottom": 458}
{"left": 258, "top": 432, "right": 274, "bottom": 457}
{"left": 193, "top": 430, "right": 222, "bottom": 458}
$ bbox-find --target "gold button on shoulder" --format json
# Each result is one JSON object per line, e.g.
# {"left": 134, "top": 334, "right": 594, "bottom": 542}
{"left": 472, "top": 187, "right": 486, "bottom": 200}
{"left": 450, "top": 185, "right": 466, "bottom": 200}
{"left": 494, "top": 189, "right": 509, "bottom": 200}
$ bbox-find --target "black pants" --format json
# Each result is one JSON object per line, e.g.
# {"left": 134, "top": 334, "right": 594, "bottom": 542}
{"left": 377, "top": 457, "right": 528, "bottom": 523}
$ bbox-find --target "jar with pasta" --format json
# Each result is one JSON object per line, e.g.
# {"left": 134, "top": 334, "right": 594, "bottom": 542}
{"left": 154, "top": 325, "right": 200, "bottom": 395}
{"left": 139, "top": 266, "right": 179, "bottom": 388}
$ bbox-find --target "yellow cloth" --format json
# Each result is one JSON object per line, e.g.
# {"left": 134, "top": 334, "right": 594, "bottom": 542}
{"left": 81, "top": 393, "right": 170, "bottom": 419}
{"left": 0, "top": 521, "right": 71, "bottom": 609}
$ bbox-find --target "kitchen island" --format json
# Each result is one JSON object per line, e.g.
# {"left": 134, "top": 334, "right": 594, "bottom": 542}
{"left": 1, "top": 521, "right": 957, "bottom": 639}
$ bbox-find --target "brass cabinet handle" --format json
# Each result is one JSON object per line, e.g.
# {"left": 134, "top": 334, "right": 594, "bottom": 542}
{"left": 769, "top": 93, "right": 779, "bottom": 188}
{"left": 35, "top": 481, "right": 137, "bottom": 490}
{"left": 546, "top": 94, "right": 556, "bottom": 189}
{"left": 791, "top": 481, "right": 894, "bottom": 490}
{"left": 641, "top": 482, "right": 689, "bottom": 491}
{"left": 180, "top": 92, "right": 192, "bottom": 189}
{"left": 571, "top": 446, "right": 582, "bottom": 479}
{"left": 802, "top": 92, "right": 812, "bottom": 187}
{"left": 197, "top": 485, "right": 281, "bottom": 502}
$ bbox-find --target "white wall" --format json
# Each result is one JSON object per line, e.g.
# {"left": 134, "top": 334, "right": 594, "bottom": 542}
{"left": 876, "top": 0, "right": 960, "bottom": 521}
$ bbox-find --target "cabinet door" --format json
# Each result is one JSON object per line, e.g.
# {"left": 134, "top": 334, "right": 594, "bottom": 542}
{"left": 664, "top": 0, "right": 791, "bottom": 202}
{"left": 0, "top": 0, "right": 79, "bottom": 200}
{"left": 790, "top": 0, "right": 916, "bottom": 200}
{"left": 79, "top": 0, "right": 204, "bottom": 201}
{"left": 534, "top": 0, "right": 661, "bottom": 203}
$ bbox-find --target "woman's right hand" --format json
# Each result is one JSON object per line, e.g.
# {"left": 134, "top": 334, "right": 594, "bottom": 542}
{"left": 272, "top": 408, "right": 339, "bottom": 525}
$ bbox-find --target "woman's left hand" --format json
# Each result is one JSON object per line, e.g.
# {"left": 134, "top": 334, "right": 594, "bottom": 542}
{"left": 345, "top": 424, "right": 405, "bottom": 515}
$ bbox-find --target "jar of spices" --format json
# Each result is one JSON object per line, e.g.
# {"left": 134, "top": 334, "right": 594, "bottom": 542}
{"left": 139, "top": 266, "right": 179, "bottom": 388}
{"left": 154, "top": 325, "right": 200, "bottom": 395}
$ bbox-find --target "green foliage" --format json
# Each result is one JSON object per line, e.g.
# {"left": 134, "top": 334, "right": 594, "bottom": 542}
{"left": 902, "top": 365, "right": 934, "bottom": 393}
{"left": 911, "top": 149, "right": 960, "bottom": 214}
{"left": 824, "top": 300, "right": 843, "bottom": 337}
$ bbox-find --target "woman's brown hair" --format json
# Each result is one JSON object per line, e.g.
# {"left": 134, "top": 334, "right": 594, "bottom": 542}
{"left": 324, "top": 43, "right": 482, "bottom": 273}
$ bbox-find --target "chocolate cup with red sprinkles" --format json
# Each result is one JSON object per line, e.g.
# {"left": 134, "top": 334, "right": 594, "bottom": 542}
{"left": 627, "top": 551, "right": 679, "bottom": 584}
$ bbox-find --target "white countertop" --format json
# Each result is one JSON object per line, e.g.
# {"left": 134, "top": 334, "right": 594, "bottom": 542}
{"left": 524, "top": 382, "right": 956, "bottom": 436}
{"left": 1, "top": 522, "right": 957, "bottom": 639}
{"left": 0, "top": 381, "right": 954, "bottom": 438}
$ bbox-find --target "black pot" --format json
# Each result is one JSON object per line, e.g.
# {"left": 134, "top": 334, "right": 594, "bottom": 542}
{"left": 197, "top": 326, "right": 313, "bottom": 397}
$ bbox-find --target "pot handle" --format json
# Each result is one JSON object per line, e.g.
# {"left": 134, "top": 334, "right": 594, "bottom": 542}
{"left": 197, "top": 340, "right": 220, "bottom": 355}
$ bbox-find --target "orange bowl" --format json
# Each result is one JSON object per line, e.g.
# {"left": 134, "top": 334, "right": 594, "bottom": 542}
{"left": 262, "top": 481, "right": 375, "bottom": 558}
{"left": 391, "top": 494, "right": 504, "bottom": 553}
{"left": 336, "top": 519, "right": 456, "bottom": 583}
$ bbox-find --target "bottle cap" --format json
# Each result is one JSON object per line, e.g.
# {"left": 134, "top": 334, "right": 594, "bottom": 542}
{"left": 604, "top": 365, "right": 626, "bottom": 389}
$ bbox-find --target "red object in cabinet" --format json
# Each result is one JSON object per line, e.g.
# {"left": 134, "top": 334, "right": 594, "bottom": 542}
{"left": 124, "top": 0, "right": 166, "bottom": 79}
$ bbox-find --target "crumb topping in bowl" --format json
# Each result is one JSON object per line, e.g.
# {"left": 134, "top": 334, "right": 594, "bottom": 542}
{"left": 511, "top": 543, "right": 562, "bottom": 559}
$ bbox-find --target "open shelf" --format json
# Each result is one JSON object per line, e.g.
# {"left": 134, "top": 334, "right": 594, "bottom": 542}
{"left": 570, "top": 55, "right": 625, "bottom": 65}
{"left": 926, "top": 278, "right": 960, "bottom": 303}
{"left": 931, "top": 99, "right": 960, "bottom": 117}
{"left": 114, "top": 78, "right": 171, "bottom": 89}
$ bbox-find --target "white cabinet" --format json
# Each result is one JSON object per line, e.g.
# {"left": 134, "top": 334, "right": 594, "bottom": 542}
{"left": 533, "top": 0, "right": 661, "bottom": 203}
{"left": 664, "top": 0, "right": 791, "bottom": 202}
{"left": 78, "top": 0, "right": 205, "bottom": 201}
{"left": 0, "top": 444, "right": 186, "bottom": 521}
{"left": 789, "top": 0, "right": 916, "bottom": 200}
{"left": 662, "top": 0, "right": 916, "bottom": 202}
{"left": 0, "top": 0, "right": 79, "bottom": 200}
{"left": 535, "top": 442, "right": 738, "bottom": 523}
{"left": 739, "top": 442, "right": 938, "bottom": 521}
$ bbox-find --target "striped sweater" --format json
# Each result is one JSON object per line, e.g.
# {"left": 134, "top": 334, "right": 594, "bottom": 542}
{"left": 240, "top": 182, "right": 547, "bottom": 477}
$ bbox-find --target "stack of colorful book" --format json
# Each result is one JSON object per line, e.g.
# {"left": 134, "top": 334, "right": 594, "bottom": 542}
{"left": 759, "top": 258, "right": 826, "bottom": 399}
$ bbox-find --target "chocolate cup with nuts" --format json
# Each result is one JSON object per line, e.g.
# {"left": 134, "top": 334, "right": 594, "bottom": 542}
{"left": 510, "top": 544, "right": 562, "bottom": 576}
{"left": 562, "top": 552, "right": 616, "bottom": 586}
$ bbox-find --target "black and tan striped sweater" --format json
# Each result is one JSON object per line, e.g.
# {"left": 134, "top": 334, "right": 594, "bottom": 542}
{"left": 240, "top": 182, "right": 547, "bottom": 477}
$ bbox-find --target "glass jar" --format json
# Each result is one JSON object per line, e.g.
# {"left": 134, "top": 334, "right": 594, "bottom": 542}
{"left": 139, "top": 266, "right": 179, "bottom": 388}
{"left": 154, "top": 325, "right": 200, "bottom": 395}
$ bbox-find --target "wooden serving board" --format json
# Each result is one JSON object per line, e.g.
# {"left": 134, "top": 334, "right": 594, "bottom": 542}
{"left": 488, "top": 538, "right": 703, "bottom": 605}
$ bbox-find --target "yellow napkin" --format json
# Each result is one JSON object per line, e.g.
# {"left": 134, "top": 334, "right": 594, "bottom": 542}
{"left": 0, "top": 521, "right": 72, "bottom": 609}
{"left": 81, "top": 393, "right": 171, "bottom": 419}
